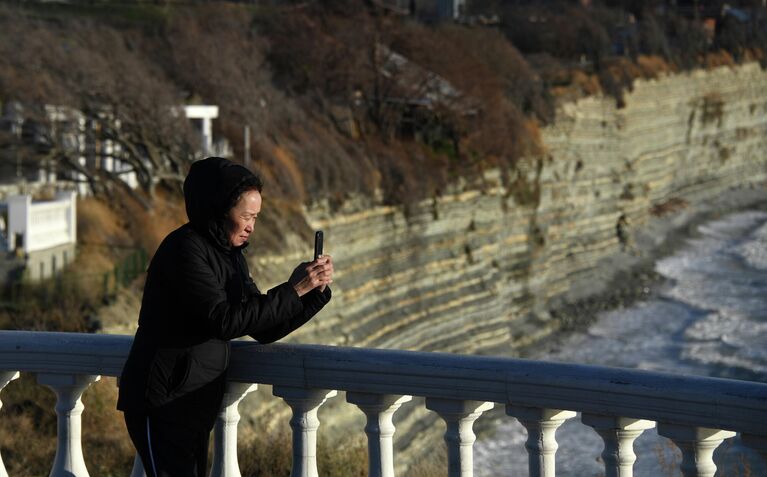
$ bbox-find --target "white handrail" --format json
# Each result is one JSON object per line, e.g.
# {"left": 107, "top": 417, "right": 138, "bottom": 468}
{"left": 0, "top": 331, "right": 765, "bottom": 434}
{"left": 0, "top": 330, "right": 765, "bottom": 477}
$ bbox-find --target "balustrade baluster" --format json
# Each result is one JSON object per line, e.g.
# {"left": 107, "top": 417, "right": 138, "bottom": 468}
{"left": 0, "top": 371, "right": 19, "bottom": 477}
{"left": 273, "top": 386, "right": 337, "bottom": 477}
{"left": 211, "top": 383, "right": 258, "bottom": 477}
{"left": 425, "top": 398, "right": 494, "bottom": 477}
{"left": 128, "top": 454, "right": 146, "bottom": 477}
{"left": 581, "top": 414, "right": 655, "bottom": 477}
{"left": 506, "top": 406, "right": 576, "bottom": 477}
{"left": 37, "top": 373, "right": 100, "bottom": 477}
{"left": 657, "top": 424, "right": 736, "bottom": 477}
{"left": 347, "top": 392, "right": 412, "bottom": 477}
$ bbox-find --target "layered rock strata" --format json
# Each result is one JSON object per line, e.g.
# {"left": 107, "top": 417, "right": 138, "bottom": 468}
{"left": 252, "top": 62, "right": 767, "bottom": 354}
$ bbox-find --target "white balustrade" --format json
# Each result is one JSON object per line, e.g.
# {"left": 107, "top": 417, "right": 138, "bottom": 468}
{"left": 581, "top": 414, "right": 655, "bottom": 477}
{"left": 425, "top": 399, "right": 493, "bottom": 477}
{"left": 505, "top": 406, "right": 576, "bottom": 477}
{"left": 657, "top": 424, "right": 736, "bottom": 477}
{"left": 0, "top": 371, "right": 19, "bottom": 477}
{"left": 346, "top": 392, "right": 411, "bottom": 477}
{"left": 37, "top": 373, "right": 100, "bottom": 477}
{"left": 272, "top": 386, "right": 337, "bottom": 477}
{"left": 211, "top": 383, "right": 258, "bottom": 477}
{"left": 0, "top": 331, "right": 765, "bottom": 477}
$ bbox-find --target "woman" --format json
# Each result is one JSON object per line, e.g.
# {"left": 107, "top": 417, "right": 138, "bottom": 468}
{"left": 117, "top": 157, "right": 333, "bottom": 476}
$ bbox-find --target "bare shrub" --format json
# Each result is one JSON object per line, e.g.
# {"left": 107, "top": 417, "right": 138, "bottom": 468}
{"left": 499, "top": 3, "right": 611, "bottom": 68}
{"left": 650, "top": 197, "right": 689, "bottom": 217}
{"left": 639, "top": 14, "right": 673, "bottom": 60}
{"left": 669, "top": 16, "right": 710, "bottom": 69}
{"left": 0, "top": 8, "right": 197, "bottom": 198}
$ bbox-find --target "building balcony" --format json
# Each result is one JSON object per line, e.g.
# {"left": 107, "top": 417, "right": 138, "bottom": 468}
{"left": 0, "top": 330, "right": 765, "bottom": 477}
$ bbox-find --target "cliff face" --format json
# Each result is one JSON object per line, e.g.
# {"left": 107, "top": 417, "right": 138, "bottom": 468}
{"left": 249, "top": 62, "right": 767, "bottom": 354}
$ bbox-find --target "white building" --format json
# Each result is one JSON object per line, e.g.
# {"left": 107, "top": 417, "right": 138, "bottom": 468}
{"left": 372, "top": 0, "right": 466, "bottom": 20}
{"left": 3, "top": 191, "right": 76, "bottom": 281}
{"left": 44, "top": 105, "right": 139, "bottom": 196}
{"left": 184, "top": 105, "right": 219, "bottom": 157}
{"left": 1, "top": 102, "right": 228, "bottom": 196}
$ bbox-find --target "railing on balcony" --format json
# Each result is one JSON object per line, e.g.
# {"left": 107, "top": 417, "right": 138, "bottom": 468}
{"left": 0, "top": 330, "right": 765, "bottom": 477}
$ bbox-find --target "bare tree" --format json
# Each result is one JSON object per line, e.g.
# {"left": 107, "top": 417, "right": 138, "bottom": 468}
{"left": 0, "top": 9, "right": 197, "bottom": 202}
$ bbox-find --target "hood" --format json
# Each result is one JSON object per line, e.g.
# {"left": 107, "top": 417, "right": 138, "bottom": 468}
{"left": 183, "top": 157, "right": 257, "bottom": 251}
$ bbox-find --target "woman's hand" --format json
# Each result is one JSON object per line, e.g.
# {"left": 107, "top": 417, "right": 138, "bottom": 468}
{"left": 291, "top": 256, "right": 334, "bottom": 297}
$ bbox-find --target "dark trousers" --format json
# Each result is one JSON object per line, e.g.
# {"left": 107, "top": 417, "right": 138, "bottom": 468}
{"left": 124, "top": 410, "right": 214, "bottom": 477}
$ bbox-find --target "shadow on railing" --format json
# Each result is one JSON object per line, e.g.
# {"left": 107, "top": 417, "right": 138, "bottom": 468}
{"left": 0, "top": 330, "right": 765, "bottom": 477}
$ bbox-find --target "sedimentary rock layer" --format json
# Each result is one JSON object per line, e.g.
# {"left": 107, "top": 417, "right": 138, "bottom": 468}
{"left": 251, "top": 62, "right": 767, "bottom": 356}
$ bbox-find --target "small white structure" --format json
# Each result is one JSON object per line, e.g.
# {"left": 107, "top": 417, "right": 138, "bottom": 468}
{"left": 41, "top": 106, "right": 139, "bottom": 196}
{"left": 184, "top": 105, "right": 220, "bottom": 157}
{"left": 5, "top": 191, "right": 76, "bottom": 281}
{"left": 374, "top": 0, "right": 466, "bottom": 19}
{"left": 2, "top": 102, "right": 227, "bottom": 197}
{"left": 437, "top": 0, "right": 466, "bottom": 19}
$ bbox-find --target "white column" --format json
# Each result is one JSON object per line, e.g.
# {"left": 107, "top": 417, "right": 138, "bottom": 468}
{"left": 453, "top": 0, "right": 466, "bottom": 18}
{"left": 346, "top": 393, "right": 412, "bottom": 477}
{"left": 69, "top": 191, "right": 77, "bottom": 244}
{"left": 741, "top": 434, "right": 767, "bottom": 467}
{"left": 104, "top": 139, "right": 114, "bottom": 171}
{"left": 48, "top": 159, "right": 56, "bottom": 184}
{"left": 425, "top": 398, "right": 494, "bottom": 477}
{"left": 582, "top": 414, "right": 655, "bottom": 477}
{"left": 202, "top": 118, "right": 212, "bottom": 156}
{"left": 272, "top": 386, "right": 337, "bottom": 477}
{"left": 77, "top": 157, "right": 88, "bottom": 196}
{"left": 129, "top": 455, "right": 146, "bottom": 477}
{"left": 657, "top": 424, "right": 736, "bottom": 477}
{"left": 506, "top": 406, "right": 576, "bottom": 477}
{"left": 210, "top": 383, "right": 258, "bottom": 477}
{"left": 0, "top": 372, "right": 20, "bottom": 477}
{"left": 37, "top": 373, "right": 101, "bottom": 477}
{"left": 7, "top": 195, "right": 31, "bottom": 253}
{"left": 55, "top": 191, "right": 77, "bottom": 245}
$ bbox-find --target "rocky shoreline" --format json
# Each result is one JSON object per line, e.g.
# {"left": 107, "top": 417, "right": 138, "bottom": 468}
{"left": 522, "top": 184, "right": 767, "bottom": 358}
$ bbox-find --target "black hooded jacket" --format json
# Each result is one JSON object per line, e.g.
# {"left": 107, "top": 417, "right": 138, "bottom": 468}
{"left": 117, "top": 157, "right": 330, "bottom": 421}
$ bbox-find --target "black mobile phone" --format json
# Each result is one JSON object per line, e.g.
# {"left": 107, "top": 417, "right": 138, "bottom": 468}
{"left": 314, "top": 230, "right": 324, "bottom": 261}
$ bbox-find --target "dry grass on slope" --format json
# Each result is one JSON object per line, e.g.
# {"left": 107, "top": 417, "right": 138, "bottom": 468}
{"left": 0, "top": 375, "right": 134, "bottom": 477}
{"left": 77, "top": 198, "right": 132, "bottom": 278}
{"left": 122, "top": 191, "right": 188, "bottom": 256}
{"left": 79, "top": 191, "right": 186, "bottom": 260}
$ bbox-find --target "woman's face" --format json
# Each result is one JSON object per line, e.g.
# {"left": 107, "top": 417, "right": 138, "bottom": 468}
{"left": 227, "top": 189, "right": 262, "bottom": 247}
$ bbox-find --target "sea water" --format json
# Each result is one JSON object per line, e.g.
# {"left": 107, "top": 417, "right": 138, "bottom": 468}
{"left": 474, "top": 210, "right": 767, "bottom": 476}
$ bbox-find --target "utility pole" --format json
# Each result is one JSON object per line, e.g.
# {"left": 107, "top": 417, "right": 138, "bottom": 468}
{"left": 243, "top": 125, "right": 251, "bottom": 169}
